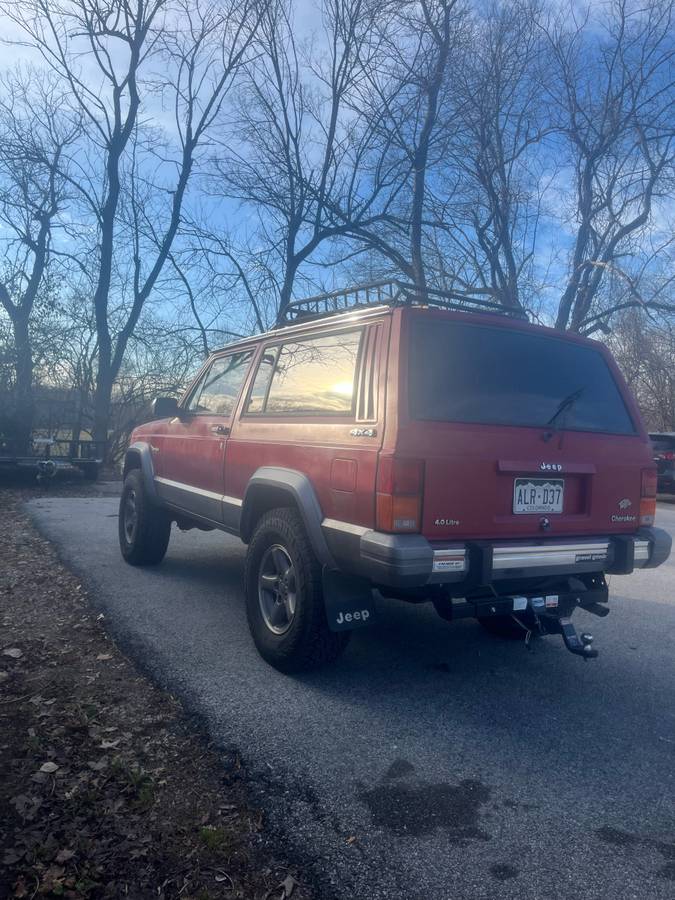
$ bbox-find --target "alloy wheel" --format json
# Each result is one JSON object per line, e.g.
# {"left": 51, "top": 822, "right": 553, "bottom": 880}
{"left": 258, "top": 544, "right": 297, "bottom": 635}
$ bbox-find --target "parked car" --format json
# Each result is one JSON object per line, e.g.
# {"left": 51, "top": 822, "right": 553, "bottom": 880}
{"left": 118, "top": 280, "right": 671, "bottom": 671}
{"left": 649, "top": 432, "right": 675, "bottom": 494}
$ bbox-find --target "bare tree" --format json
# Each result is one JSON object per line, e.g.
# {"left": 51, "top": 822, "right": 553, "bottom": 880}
{"left": 339, "top": 0, "right": 473, "bottom": 295}
{"left": 218, "top": 0, "right": 412, "bottom": 323}
{"left": 433, "top": 0, "right": 551, "bottom": 311}
{"left": 0, "top": 66, "right": 80, "bottom": 452}
{"left": 543, "top": 0, "right": 675, "bottom": 332}
{"left": 3, "top": 0, "right": 261, "bottom": 448}
{"left": 609, "top": 306, "right": 675, "bottom": 429}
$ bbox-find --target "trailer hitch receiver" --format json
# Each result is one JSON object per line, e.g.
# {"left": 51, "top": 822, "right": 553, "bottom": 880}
{"left": 556, "top": 617, "right": 598, "bottom": 659}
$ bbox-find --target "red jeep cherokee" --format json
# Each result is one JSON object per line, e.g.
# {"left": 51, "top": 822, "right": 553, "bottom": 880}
{"left": 119, "top": 282, "right": 671, "bottom": 671}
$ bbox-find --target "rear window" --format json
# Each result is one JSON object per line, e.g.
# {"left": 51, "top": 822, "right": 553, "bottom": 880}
{"left": 409, "top": 319, "right": 635, "bottom": 435}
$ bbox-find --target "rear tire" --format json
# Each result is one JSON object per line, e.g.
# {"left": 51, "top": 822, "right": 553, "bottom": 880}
{"left": 478, "top": 614, "right": 533, "bottom": 639}
{"left": 244, "top": 507, "right": 350, "bottom": 673}
{"left": 118, "top": 469, "right": 171, "bottom": 565}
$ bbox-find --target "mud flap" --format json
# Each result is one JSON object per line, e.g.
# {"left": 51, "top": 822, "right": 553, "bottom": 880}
{"left": 322, "top": 568, "right": 375, "bottom": 632}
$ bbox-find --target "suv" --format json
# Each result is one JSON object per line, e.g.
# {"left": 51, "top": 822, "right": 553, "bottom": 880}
{"left": 119, "top": 281, "right": 671, "bottom": 671}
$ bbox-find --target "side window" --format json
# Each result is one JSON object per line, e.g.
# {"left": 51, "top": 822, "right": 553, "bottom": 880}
{"left": 252, "top": 330, "right": 362, "bottom": 416}
{"left": 186, "top": 350, "right": 254, "bottom": 416}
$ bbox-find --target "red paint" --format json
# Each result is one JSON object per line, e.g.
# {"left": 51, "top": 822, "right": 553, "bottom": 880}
{"left": 130, "top": 305, "right": 655, "bottom": 540}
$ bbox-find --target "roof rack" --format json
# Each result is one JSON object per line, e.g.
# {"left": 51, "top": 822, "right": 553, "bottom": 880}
{"left": 282, "top": 278, "right": 529, "bottom": 324}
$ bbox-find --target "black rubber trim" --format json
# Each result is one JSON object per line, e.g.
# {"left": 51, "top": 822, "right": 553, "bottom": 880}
{"left": 609, "top": 535, "right": 635, "bottom": 574}
{"left": 466, "top": 542, "right": 494, "bottom": 589}
{"left": 358, "top": 530, "right": 433, "bottom": 588}
{"left": 639, "top": 526, "right": 672, "bottom": 569}
{"left": 241, "top": 467, "right": 336, "bottom": 568}
{"left": 123, "top": 443, "right": 158, "bottom": 502}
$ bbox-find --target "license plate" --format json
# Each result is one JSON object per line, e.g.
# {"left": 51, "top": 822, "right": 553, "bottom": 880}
{"left": 513, "top": 478, "right": 564, "bottom": 514}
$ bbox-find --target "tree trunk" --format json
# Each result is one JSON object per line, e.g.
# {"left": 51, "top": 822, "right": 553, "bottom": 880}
{"left": 92, "top": 363, "right": 113, "bottom": 453}
{"left": 11, "top": 314, "right": 34, "bottom": 455}
{"left": 276, "top": 256, "right": 299, "bottom": 324}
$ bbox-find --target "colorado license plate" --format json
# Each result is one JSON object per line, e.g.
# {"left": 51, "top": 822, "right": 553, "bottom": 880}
{"left": 513, "top": 478, "right": 564, "bottom": 514}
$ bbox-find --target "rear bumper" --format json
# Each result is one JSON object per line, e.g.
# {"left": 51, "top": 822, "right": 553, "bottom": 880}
{"left": 321, "top": 520, "right": 672, "bottom": 589}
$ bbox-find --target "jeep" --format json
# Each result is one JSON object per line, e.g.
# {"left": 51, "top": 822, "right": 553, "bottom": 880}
{"left": 119, "top": 280, "right": 671, "bottom": 671}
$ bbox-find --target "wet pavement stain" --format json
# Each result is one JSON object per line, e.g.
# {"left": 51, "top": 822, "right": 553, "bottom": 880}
{"left": 660, "top": 862, "right": 675, "bottom": 881}
{"left": 358, "top": 777, "right": 491, "bottom": 839}
{"left": 597, "top": 826, "right": 675, "bottom": 880}
{"left": 385, "top": 759, "right": 415, "bottom": 780}
{"left": 597, "top": 825, "right": 639, "bottom": 847}
{"left": 490, "top": 863, "right": 519, "bottom": 881}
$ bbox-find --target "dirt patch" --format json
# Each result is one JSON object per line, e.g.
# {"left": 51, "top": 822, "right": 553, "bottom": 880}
{"left": 0, "top": 485, "right": 314, "bottom": 900}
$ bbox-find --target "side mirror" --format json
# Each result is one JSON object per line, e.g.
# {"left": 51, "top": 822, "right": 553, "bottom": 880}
{"left": 152, "top": 396, "right": 180, "bottom": 419}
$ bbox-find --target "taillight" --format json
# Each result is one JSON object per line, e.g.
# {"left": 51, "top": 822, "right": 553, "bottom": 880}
{"left": 376, "top": 456, "right": 424, "bottom": 532}
{"left": 656, "top": 450, "right": 675, "bottom": 461}
{"left": 640, "top": 468, "right": 657, "bottom": 526}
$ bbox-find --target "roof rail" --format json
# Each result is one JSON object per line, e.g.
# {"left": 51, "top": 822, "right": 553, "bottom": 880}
{"left": 282, "top": 279, "right": 529, "bottom": 324}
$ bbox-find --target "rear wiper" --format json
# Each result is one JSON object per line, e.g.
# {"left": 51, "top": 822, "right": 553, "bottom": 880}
{"left": 546, "top": 387, "right": 585, "bottom": 431}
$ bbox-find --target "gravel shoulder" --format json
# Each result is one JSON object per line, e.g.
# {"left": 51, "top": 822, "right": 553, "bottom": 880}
{"left": 0, "top": 484, "right": 315, "bottom": 900}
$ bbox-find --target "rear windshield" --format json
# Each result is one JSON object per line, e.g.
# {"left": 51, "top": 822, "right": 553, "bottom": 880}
{"left": 409, "top": 319, "right": 636, "bottom": 435}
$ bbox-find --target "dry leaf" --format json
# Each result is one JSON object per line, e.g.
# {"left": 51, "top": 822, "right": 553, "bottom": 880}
{"left": 2, "top": 648, "right": 23, "bottom": 659}
{"left": 282, "top": 874, "right": 298, "bottom": 898}
{"left": 39, "top": 761, "right": 59, "bottom": 774}
{"left": 96, "top": 653, "right": 112, "bottom": 661}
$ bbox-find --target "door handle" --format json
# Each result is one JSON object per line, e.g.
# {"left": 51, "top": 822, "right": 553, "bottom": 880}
{"left": 211, "top": 424, "right": 230, "bottom": 436}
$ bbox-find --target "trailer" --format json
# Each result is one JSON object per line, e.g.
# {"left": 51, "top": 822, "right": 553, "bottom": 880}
{"left": 0, "top": 436, "right": 106, "bottom": 481}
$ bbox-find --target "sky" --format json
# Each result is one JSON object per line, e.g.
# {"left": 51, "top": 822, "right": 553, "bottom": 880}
{"left": 0, "top": 0, "right": 672, "bottom": 345}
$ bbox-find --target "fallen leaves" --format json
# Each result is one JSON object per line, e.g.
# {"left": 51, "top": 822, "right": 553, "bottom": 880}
{"left": 265, "top": 873, "right": 300, "bottom": 900}
{"left": 1, "top": 486, "right": 316, "bottom": 900}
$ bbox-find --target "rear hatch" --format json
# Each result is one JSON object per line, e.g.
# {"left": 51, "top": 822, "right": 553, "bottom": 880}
{"left": 398, "top": 312, "right": 652, "bottom": 541}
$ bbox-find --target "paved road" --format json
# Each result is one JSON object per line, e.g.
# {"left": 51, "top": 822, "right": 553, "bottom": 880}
{"left": 28, "top": 498, "right": 675, "bottom": 900}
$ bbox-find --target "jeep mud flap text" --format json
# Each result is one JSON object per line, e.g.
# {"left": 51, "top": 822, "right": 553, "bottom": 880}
{"left": 322, "top": 568, "right": 376, "bottom": 632}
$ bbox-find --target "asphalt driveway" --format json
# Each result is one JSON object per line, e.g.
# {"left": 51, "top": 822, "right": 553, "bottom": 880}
{"left": 27, "top": 498, "right": 675, "bottom": 900}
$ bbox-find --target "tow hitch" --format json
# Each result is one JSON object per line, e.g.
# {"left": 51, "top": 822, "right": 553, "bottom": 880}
{"left": 435, "top": 576, "right": 610, "bottom": 660}
{"left": 549, "top": 617, "right": 598, "bottom": 659}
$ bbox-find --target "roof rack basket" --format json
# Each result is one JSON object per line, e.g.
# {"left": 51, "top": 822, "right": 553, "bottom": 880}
{"left": 282, "top": 278, "right": 528, "bottom": 324}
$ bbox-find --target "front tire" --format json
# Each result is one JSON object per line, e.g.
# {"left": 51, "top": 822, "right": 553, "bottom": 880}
{"left": 244, "top": 508, "right": 350, "bottom": 673}
{"left": 118, "top": 469, "right": 171, "bottom": 565}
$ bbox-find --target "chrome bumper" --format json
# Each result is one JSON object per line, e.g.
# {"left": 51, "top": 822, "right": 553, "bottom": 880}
{"left": 322, "top": 520, "right": 671, "bottom": 589}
